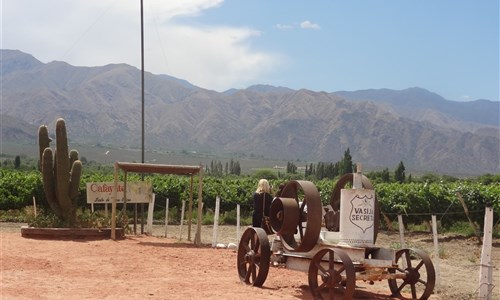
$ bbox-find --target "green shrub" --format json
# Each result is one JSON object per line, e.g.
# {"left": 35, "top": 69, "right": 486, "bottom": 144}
{"left": 25, "top": 207, "right": 129, "bottom": 229}
{"left": 221, "top": 209, "right": 237, "bottom": 225}
{"left": 202, "top": 211, "right": 214, "bottom": 225}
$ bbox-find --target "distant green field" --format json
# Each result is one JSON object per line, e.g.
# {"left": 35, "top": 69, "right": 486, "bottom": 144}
{"left": 0, "top": 141, "right": 300, "bottom": 175}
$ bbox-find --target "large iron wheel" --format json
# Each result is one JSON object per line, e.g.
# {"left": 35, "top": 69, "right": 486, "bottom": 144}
{"left": 329, "top": 173, "right": 379, "bottom": 243}
{"left": 237, "top": 227, "right": 271, "bottom": 287}
{"left": 308, "top": 248, "right": 356, "bottom": 300}
{"left": 388, "top": 248, "right": 435, "bottom": 300}
{"left": 279, "top": 180, "right": 322, "bottom": 252}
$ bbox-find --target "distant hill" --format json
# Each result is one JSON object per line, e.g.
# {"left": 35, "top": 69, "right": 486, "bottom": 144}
{"left": 335, "top": 88, "right": 499, "bottom": 132}
{"left": 1, "top": 49, "right": 499, "bottom": 175}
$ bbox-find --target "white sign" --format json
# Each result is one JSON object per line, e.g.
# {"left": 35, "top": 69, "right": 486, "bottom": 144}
{"left": 339, "top": 189, "right": 375, "bottom": 247}
{"left": 86, "top": 181, "right": 153, "bottom": 204}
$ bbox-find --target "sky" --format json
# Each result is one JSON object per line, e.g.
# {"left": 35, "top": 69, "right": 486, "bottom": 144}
{"left": 1, "top": 0, "right": 499, "bottom": 101}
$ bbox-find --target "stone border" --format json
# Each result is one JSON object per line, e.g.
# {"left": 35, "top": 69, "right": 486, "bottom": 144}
{"left": 21, "top": 226, "right": 124, "bottom": 240}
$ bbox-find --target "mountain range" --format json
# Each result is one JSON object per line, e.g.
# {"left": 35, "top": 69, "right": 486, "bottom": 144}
{"left": 1, "top": 49, "right": 499, "bottom": 175}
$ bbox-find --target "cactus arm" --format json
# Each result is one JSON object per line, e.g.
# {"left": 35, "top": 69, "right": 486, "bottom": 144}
{"left": 69, "top": 150, "right": 79, "bottom": 171}
{"left": 38, "top": 125, "right": 52, "bottom": 170}
{"left": 69, "top": 160, "right": 82, "bottom": 204}
{"left": 41, "top": 148, "right": 63, "bottom": 218}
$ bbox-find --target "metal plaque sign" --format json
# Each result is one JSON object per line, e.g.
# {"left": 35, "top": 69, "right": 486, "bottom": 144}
{"left": 339, "top": 188, "right": 375, "bottom": 247}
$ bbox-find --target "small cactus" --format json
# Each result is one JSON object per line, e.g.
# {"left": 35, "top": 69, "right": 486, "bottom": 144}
{"left": 38, "top": 118, "right": 82, "bottom": 225}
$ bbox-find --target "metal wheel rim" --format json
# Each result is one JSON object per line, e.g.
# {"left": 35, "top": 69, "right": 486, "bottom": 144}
{"left": 388, "top": 248, "right": 436, "bottom": 300}
{"left": 308, "top": 248, "right": 356, "bottom": 300}
{"left": 279, "top": 180, "right": 322, "bottom": 252}
{"left": 237, "top": 227, "right": 271, "bottom": 287}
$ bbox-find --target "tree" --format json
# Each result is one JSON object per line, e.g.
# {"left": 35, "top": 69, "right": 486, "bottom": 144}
{"left": 340, "top": 148, "right": 353, "bottom": 175}
{"left": 14, "top": 156, "right": 21, "bottom": 169}
{"left": 381, "top": 168, "right": 391, "bottom": 182}
{"left": 230, "top": 160, "right": 241, "bottom": 176}
{"left": 395, "top": 161, "right": 406, "bottom": 183}
{"left": 234, "top": 161, "right": 241, "bottom": 175}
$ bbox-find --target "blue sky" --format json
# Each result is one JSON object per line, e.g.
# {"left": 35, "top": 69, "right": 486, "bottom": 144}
{"left": 2, "top": 0, "right": 499, "bottom": 101}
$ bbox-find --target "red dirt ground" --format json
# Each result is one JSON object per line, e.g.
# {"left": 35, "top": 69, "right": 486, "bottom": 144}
{"left": 1, "top": 223, "right": 498, "bottom": 300}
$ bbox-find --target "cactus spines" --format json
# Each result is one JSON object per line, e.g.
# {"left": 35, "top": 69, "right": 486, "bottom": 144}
{"left": 38, "top": 118, "right": 82, "bottom": 225}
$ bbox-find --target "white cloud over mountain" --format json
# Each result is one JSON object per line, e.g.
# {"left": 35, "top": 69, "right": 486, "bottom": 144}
{"left": 3, "top": 0, "right": 281, "bottom": 91}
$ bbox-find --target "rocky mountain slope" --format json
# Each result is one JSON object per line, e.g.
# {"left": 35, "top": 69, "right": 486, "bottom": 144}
{"left": 1, "top": 49, "right": 498, "bottom": 175}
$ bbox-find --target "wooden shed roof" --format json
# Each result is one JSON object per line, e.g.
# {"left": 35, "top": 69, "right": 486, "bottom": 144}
{"left": 115, "top": 162, "right": 201, "bottom": 176}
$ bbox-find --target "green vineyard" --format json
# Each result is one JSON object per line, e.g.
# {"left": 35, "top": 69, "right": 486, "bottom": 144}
{"left": 1, "top": 168, "right": 498, "bottom": 230}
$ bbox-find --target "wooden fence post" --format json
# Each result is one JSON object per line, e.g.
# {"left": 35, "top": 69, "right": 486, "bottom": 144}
{"left": 398, "top": 214, "right": 406, "bottom": 249}
{"left": 456, "top": 192, "right": 480, "bottom": 236}
{"left": 236, "top": 204, "right": 241, "bottom": 243}
{"left": 146, "top": 194, "right": 155, "bottom": 235}
{"left": 179, "top": 200, "right": 186, "bottom": 240}
{"left": 432, "top": 215, "right": 441, "bottom": 290}
{"left": 397, "top": 214, "right": 407, "bottom": 269}
{"left": 212, "top": 196, "right": 221, "bottom": 247}
{"left": 478, "top": 206, "right": 494, "bottom": 300}
{"left": 32, "top": 196, "right": 37, "bottom": 217}
{"left": 164, "top": 198, "right": 169, "bottom": 238}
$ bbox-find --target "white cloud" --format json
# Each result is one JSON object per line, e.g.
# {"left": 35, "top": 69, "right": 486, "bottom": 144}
{"left": 300, "top": 20, "right": 320, "bottom": 30}
{"left": 154, "top": 25, "right": 281, "bottom": 90}
{"left": 275, "top": 24, "right": 294, "bottom": 30}
{"left": 2, "top": 0, "right": 281, "bottom": 91}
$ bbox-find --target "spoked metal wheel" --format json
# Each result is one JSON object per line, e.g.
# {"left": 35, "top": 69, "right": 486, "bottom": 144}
{"left": 237, "top": 227, "right": 271, "bottom": 287}
{"left": 388, "top": 248, "right": 435, "bottom": 300}
{"left": 308, "top": 248, "right": 356, "bottom": 300}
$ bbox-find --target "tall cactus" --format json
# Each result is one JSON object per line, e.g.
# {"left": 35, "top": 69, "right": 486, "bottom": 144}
{"left": 38, "top": 118, "right": 82, "bottom": 225}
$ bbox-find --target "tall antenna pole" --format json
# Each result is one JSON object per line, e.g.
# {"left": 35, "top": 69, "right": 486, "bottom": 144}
{"left": 140, "top": 0, "right": 145, "bottom": 165}
{"left": 139, "top": 0, "right": 145, "bottom": 234}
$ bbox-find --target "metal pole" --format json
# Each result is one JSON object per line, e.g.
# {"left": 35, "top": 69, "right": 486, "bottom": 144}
{"left": 140, "top": 0, "right": 145, "bottom": 234}
{"left": 140, "top": 2, "right": 144, "bottom": 163}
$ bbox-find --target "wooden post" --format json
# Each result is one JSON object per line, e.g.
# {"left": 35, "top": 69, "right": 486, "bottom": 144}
{"left": 146, "top": 194, "right": 155, "bottom": 235}
{"left": 212, "top": 196, "right": 221, "bottom": 247}
{"left": 353, "top": 163, "right": 362, "bottom": 189}
{"left": 478, "top": 206, "right": 494, "bottom": 300}
{"left": 398, "top": 214, "right": 406, "bottom": 249}
{"left": 398, "top": 214, "right": 407, "bottom": 269}
{"left": 123, "top": 171, "right": 128, "bottom": 212}
{"left": 134, "top": 203, "right": 138, "bottom": 235}
{"left": 187, "top": 175, "right": 194, "bottom": 241}
{"left": 194, "top": 165, "right": 204, "bottom": 246}
{"left": 456, "top": 192, "right": 479, "bottom": 236}
{"left": 32, "top": 196, "right": 37, "bottom": 217}
{"left": 179, "top": 200, "right": 186, "bottom": 240}
{"left": 164, "top": 198, "right": 169, "bottom": 237}
{"left": 236, "top": 204, "right": 241, "bottom": 242}
{"left": 111, "top": 162, "right": 118, "bottom": 240}
{"left": 432, "top": 215, "right": 440, "bottom": 290}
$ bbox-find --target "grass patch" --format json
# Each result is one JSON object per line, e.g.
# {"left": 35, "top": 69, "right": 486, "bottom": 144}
{"left": 443, "top": 221, "right": 477, "bottom": 237}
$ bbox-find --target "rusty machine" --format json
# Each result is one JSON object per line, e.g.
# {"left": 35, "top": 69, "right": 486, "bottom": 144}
{"left": 237, "top": 167, "right": 435, "bottom": 300}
